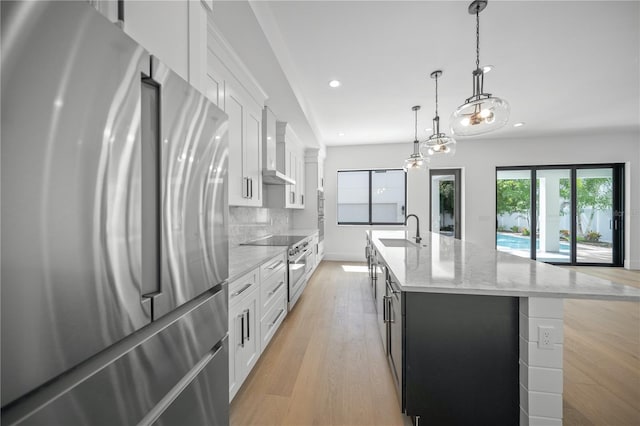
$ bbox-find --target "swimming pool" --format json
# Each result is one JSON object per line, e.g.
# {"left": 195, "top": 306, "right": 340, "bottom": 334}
{"left": 496, "top": 233, "right": 570, "bottom": 252}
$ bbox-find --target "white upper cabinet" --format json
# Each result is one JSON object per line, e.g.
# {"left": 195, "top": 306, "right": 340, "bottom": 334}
{"left": 206, "top": 22, "right": 267, "bottom": 207}
{"left": 123, "top": 0, "right": 210, "bottom": 93}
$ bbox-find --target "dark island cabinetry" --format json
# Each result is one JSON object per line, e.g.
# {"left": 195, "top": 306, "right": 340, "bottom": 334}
{"left": 396, "top": 284, "right": 520, "bottom": 424}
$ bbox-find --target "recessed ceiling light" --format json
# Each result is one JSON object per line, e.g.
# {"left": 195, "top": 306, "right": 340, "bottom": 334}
{"left": 329, "top": 80, "right": 341, "bottom": 88}
{"left": 513, "top": 122, "right": 525, "bottom": 127}
{"left": 267, "top": 136, "right": 272, "bottom": 140}
{"left": 482, "top": 65, "right": 493, "bottom": 73}
{"left": 338, "top": 132, "right": 345, "bottom": 136}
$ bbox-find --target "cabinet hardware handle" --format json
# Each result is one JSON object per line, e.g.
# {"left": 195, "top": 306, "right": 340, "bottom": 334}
{"left": 301, "top": 194, "right": 304, "bottom": 205}
{"left": 268, "top": 281, "right": 285, "bottom": 296}
{"left": 269, "top": 309, "right": 285, "bottom": 328}
{"left": 267, "top": 260, "right": 284, "bottom": 270}
{"left": 382, "top": 295, "right": 388, "bottom": 323}
{"left": 246, "top": 309, "right": 250, "bottom": 341}
{"left": 388, "top": 298, "right": 394, "bottom": 323}
{"left": 231, "top": 283, "right": 252, "bottom": 298}
{"left": 240, "top": 314, "right": 245, "bottom": 347}
{"left": 249, "top": 178, "right": 253, "bottom": 199}
{"left": 243, "top": 177, "right": 250, "bottom": 198}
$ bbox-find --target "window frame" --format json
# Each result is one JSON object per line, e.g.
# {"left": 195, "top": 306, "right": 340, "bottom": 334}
{"left": 336, "top": 168, "right": 407, "bottom": 226}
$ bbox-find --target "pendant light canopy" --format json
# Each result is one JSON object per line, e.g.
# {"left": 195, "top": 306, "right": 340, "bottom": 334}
{"left": 450, "top": 0, "right": 509, "bottom": 137}
{"left": 421, "top": 70, "right": 456, "bottom": 156}
{"left": 403, "top": 106, "right": 428, "bottom": 171}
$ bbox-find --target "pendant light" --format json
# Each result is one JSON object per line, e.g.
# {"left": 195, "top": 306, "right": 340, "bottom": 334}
{"left": 450, "top": 0, "right": 509, "bottom": 137}
{"left": 421, "top": 70, "right": 456, "bottom": 156}
{"left": 403, "top": 106, "right": 428, "bottom": 171}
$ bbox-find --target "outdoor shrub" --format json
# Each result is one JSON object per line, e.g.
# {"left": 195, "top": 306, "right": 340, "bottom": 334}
{"left": 522, "top": 227, "right": 530, "bottom": 236}
{"left": 510, "top": 225, "right": 520, "bottom": 233}
{"left": 585, "top": 231, "right": 601, "bottom": 242}
{"left": 559, "top": 229, "right": 570, "bottom": 240}
{"left": 497, "top": 226, "right": 507, "bottom": 232}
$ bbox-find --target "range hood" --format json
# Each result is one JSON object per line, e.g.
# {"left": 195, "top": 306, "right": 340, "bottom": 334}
{"left": 262, "top": 108, "right": 296, "bottom": 185}
{"left": 263, "top": 169, "right": 295, "bottom": 185}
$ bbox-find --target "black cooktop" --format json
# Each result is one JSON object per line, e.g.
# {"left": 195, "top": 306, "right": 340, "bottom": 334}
{"left": 243, "top": 235, "right": 307, "bottom": 248}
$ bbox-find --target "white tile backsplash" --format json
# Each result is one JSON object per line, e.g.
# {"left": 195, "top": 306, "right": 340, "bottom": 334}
{"left": 229, "top": 206, "right": 292, "bottom": 247}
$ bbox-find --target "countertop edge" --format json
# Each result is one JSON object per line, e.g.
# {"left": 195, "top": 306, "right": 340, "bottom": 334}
{"left": 229, "top": 246, "right": 287, "bottom": 282}
{"left": 369, "top": 230, "right": 640, "bottom": 302}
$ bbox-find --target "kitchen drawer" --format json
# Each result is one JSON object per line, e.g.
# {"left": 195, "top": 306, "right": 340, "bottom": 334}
{"left": 260, "top": 286, "right": 287, "bottom": 350}
{"left": 260, "top": 267, "right": 286, "bottom": 315}
{"left": 229, "top": 268, "right": 258, "bottom": 307}
{"left": 260, "top": 253, "right": 286, "bottom": 282}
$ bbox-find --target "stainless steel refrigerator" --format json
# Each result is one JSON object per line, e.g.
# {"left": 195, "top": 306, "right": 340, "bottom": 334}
{"left": 1, "top": 1, "right": 229, "bottom": 424}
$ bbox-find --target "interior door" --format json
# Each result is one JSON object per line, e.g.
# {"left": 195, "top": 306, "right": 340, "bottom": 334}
{"left": 430, "top": 169, "right": 461, "bottom": 239}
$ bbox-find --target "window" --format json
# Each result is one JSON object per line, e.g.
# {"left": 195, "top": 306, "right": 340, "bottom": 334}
{"left": 337, "top": 169, "right": 406, "bottom": 225}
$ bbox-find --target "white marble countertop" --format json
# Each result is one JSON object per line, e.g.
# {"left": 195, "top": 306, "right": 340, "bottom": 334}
{"left": 229, "top": 245, "right": 287, "bottom": 282}
{"left": 369, "top": 230, "right": 640, "bottom": 301}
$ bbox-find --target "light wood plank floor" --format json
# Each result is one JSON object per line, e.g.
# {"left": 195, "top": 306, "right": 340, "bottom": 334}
{"left": 231, "top": 262, "right": 640, "bottom": 426}
{"left": 561, "top": 266, "right": 640, "bottom": 426}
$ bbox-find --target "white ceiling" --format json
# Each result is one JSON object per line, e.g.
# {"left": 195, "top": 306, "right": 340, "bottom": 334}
{"left": 214, "top": 1, "right": 639, "bottom": 148}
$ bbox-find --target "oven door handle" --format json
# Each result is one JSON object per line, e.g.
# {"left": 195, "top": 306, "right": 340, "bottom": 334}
{"left": 292, "top": 248, "right": 310, "bottom": 263}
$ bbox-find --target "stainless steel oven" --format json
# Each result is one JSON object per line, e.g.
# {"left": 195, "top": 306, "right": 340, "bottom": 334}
{"left": 318, "top": 216, "right": 324, "bottom": 242}
{"left": 288, "top": 239, "right": 311, "bottom": 309}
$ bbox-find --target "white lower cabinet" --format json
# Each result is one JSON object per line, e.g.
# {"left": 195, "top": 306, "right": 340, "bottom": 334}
{"left": 229, "top": 252, "right": 287, "bottom": 401}
{"left": 228, "top": 269, "right": 259, "bottom": 402}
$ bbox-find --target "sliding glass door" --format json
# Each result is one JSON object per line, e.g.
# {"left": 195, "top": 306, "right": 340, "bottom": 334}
{"left": 496, "top": 164, "right": 624, "bottom": 266}
{"left": 535, "top": 169, "right": 572, "bottom": 263}
{"left": 575, "top": 168, "right": 615, "bottom": 264}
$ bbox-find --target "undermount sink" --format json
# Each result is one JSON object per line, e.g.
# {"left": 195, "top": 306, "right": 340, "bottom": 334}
{"left": 379, "top": 238, "right": 420, "bottom": 248}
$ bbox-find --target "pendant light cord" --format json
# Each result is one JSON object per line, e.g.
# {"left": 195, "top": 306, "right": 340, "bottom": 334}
{"left": 414, "top": 107, "right": 418, "bottom": 142}
{"left": 475, "top": 8, "right": 480, "bottom": 70}
{"left": 434, "top": 75, "right": 439, "bottom": 118}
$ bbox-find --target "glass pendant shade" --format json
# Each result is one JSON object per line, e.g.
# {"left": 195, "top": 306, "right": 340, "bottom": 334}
{"left": 403, "top": 150, "right": 427, "bottom": 171}
{"left": 423, "top": 70, "right": 456, "bottom": 156}
{"left": 450, "top": 95, "right": 509, "bottom": 137}
{"left": 421, "top": 134, "right": 457, "bottom": 156}
{"left": 403, "top": 106, "right": 428, "bottom": 171}
{"left": 452, "top": 0, "right": 510, "bottom": 137}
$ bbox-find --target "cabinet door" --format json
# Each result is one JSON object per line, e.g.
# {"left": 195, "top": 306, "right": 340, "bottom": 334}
{"left": 297, "top": 154, "right": 305, "bottom": 208}
{"left": 229, "top": 286, "right": 260, "bottom": 402}
{"left": 228, "top": 303, "right": 240, "bottom": 400}
{"left": 238, "top": 288, "right": 260, "bottom": 378}
{"left": 244, "top": 106, "right": 262, "bottom": 206}
{"left": 227, "top": 90, "right": 245, "bottom": 206}
{"left": 285, "top": 146, "right": 296, "bottom": 208}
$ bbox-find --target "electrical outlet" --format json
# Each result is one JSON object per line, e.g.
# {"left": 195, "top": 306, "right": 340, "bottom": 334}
{"left": 538, "top": 325, "right": 554, "bottom": 349}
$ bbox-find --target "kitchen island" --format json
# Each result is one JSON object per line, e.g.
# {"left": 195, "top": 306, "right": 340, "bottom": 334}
{"left": 367, "top": 230, "right": 640, "bottom": 426}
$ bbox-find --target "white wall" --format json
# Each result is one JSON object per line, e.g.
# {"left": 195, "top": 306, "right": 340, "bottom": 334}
{"left": 324, "top": 130, "right": 640, "bottom": 269}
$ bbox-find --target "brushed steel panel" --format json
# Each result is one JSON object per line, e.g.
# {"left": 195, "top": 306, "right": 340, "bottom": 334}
{"left": 8, "top": 287, "right": 227, "bottom": 426}
{"left": 151, "top": 58, "right": 229, "bottom": 319}
{"left": 152, "top": 338, "right": 229, "bottom": 426}
{"left": 1, "top": 1, "right": 151, "bottom": 405}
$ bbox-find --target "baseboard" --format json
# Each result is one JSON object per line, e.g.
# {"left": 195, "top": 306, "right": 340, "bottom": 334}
{"left": 624, "top": 259, "right": 640, "bottom": 270}
{"left": 324, "top": 252, "right": 366, "bottom": 262}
